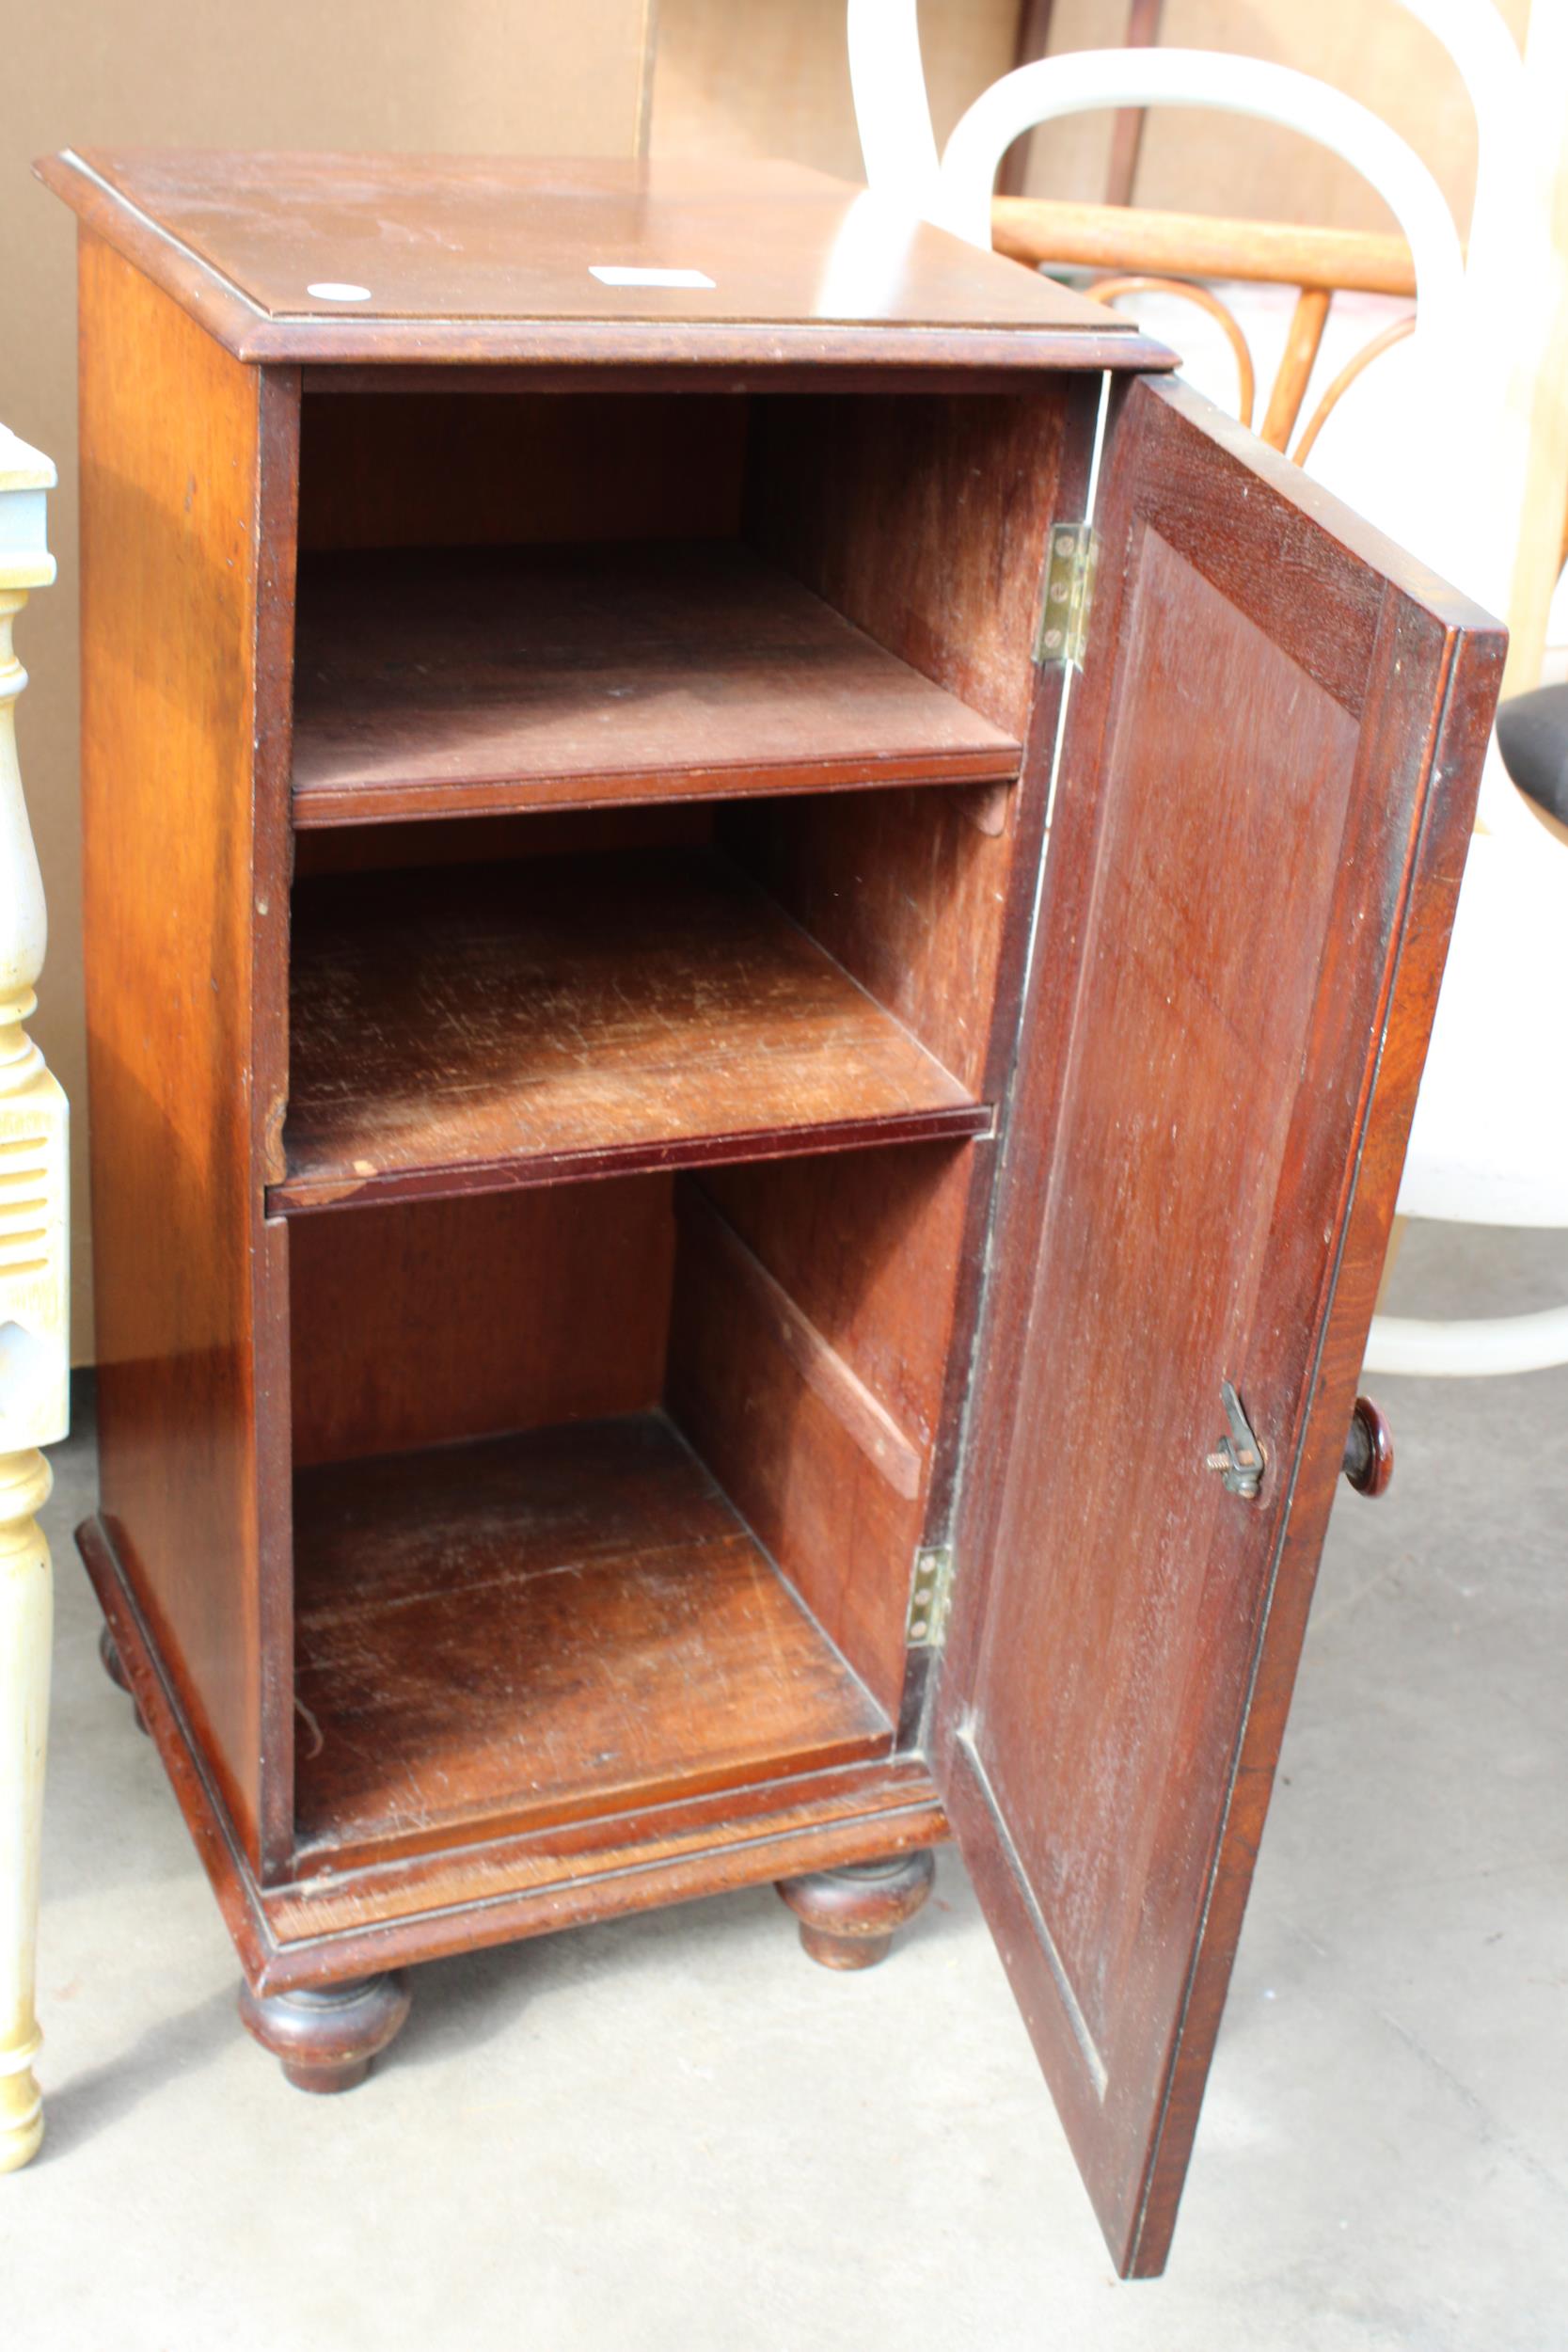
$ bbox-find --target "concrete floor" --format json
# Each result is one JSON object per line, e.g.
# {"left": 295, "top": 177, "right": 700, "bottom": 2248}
{"left": 4, "top": 1221, "right": 1566, "bottom": 2350}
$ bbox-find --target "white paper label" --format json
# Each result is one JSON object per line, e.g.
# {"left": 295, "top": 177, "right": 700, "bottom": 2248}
{"left": 588, "top": 265, "right": 716, "bottom": 290}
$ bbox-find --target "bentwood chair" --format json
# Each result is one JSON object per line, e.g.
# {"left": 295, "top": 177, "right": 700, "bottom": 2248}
{"left": 847, "top": 0, "right": 1568, "bottom": 1379}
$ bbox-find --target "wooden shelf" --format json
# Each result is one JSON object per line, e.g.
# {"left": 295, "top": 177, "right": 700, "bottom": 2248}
{"left": 293, "top": 1415, "right": 892, "bottom": 1867}
{"left": 289, "top": 540, "right": 1022, "bottom": 825}
{"left": 277, "top": 850, "right": 986, "bottom": 1212}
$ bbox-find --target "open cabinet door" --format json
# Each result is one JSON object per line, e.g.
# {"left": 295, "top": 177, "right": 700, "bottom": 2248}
{"left": 932, "top": 375, "right": 1504, "bottom": 2277}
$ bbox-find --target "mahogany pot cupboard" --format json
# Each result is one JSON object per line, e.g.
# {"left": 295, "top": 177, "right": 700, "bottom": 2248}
{"left": 39, "top": 151, "right": 1501, "bottom": 2277}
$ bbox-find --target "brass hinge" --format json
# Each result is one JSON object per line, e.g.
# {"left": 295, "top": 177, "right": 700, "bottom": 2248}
{"left": 1034, "top": 521, "right": 1099, "bottom": 669}
{"left": 906, "top": 1545, "right": 956, "bottom": 1648}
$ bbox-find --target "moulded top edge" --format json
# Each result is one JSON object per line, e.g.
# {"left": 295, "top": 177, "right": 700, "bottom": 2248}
{"left": 36, "top": 147, "right": 1177, "bottom": 375}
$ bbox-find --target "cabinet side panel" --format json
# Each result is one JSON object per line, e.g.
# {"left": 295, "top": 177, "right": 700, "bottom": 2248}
{"left": 667, "top": 1145, "right": 974, "bottom": 1716}
{"left": 747, "top": 389, "right": 1070, "bottom": 740}
{"left": 719, "top": 782, "right": 1016, "bottom": 1100}
{"left": 741, "top": 392, "right": 1071, "bottom": 1094}
{"left": 79, "top": 233, "right": 275, "bottom": 1867}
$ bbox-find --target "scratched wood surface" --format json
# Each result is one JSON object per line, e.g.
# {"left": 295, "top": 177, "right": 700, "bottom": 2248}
{"left": 290, "top": 542, "right": 1021, "bottom": 827}
{"left": 277, "top": 850, "right": 986, "bottom": 1212}
{"left": 292, "top": 1414, "right": 892, "bottom": 1868}
{"left": 35, "top": 151, "right": 1167, "bottom": 373}
{"left": 83, "top": 1512, "right": 947, "bottom": 1986}
{"left": 934, "top": 375, "right": 1506, "bottom": 2278}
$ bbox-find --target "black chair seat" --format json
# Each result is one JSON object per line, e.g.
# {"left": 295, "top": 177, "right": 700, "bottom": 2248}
{"left": 1496, "top": 681, "right": 1568, "bottom": 825}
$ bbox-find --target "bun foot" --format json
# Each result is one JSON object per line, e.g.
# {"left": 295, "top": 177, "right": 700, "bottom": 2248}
{"left": 98, "top": 1623, "right": 150, "bottom": 1736}
{"left": 777, "top": 1850, "right": 936, "bottom": 1970}
{"left": 238, "top": 1973, "right": 411, "bottom": 2093}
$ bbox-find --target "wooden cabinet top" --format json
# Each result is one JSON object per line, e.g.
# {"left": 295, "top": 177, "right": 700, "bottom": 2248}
{"left": 36, "top": 149, "right": 1173, "bottom": 373}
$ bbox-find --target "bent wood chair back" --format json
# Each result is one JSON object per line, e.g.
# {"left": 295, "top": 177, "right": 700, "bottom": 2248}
{"left": 849, "top": 0, "right": 1536, "bottom": 832}
{"left": 847, "top": 0, "right": 1568, "bottom": 1378}
{"left": 854, "top": 23, "right": 1465, "bottom": 553}
{"left": 988, "top": 198, "right": 1418, "bottom": 464}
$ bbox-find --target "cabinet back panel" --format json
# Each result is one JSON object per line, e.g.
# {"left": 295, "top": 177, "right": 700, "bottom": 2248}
{"left": 298, "top": 391, "right": 748, "bottom": 551}
{"left": 293, "top": 803, "right": 716, "bottom": 879}
{"left": 290, "top": 1181, "right": 674, "bottom": 1468}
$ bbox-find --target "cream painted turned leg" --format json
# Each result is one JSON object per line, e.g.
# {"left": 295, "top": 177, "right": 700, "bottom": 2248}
{"left": 0, "top": 431, "right": 68, "bottom": 2174}
{"left": 0, "top": 1453, "right": 54, "bottom": 2169}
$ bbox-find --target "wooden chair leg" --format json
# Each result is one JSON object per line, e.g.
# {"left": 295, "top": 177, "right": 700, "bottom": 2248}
{"left": 776, "top": 1850, "right": 936, "bottom": 1971}
{"left": 238, "top": 1974, "right": 413, "bottom": 2093}
{"left": 1260, "top": 285, "right": 1332, "bottom": 452}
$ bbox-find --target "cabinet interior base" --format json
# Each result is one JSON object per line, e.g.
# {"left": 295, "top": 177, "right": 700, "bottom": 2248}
{"left": 78, "top": 1509, "right": 945, "bottom": 1994}
{"left": 292, "top": 1413, "right": 894, "bottom": 1870}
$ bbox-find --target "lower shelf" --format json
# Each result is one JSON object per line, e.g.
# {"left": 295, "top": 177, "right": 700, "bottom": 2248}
{"left": 293, "top": 1414, "right": 893, "bottom": 1868}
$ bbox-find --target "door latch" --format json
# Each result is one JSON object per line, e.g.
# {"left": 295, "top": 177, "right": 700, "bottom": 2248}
{"left": 1206, "top": 1380, "right": 1264, "bottom": 1499}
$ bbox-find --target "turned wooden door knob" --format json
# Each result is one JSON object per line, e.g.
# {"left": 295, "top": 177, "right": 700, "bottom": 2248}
{"left": 1341, "top": 1396, "right": 1394, "bottom": 1496}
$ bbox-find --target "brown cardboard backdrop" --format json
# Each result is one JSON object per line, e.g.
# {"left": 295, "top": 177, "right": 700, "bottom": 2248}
{"left": 651, "top": 0, "right": 1527, "bottom": 232}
